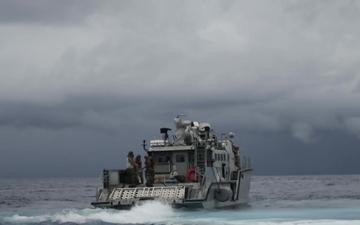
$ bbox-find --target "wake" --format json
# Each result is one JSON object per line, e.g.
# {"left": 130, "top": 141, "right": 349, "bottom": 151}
{"left": 3, "top": 201, "right": 360, "bottom": 225}
{"left": 3, "top": 201, "right": 174, "bottom": 224}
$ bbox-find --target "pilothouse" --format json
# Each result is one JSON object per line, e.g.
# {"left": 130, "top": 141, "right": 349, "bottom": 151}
{"left": 91, "top": 115, "right": 252, "bottom": 209}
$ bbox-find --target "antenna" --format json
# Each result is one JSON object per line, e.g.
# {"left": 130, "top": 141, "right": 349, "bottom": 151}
{"left": 142, "top": 139, "right": 148, "bottom": 152}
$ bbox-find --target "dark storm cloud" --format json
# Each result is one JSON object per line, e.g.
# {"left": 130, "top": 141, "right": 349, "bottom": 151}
{"left": 0, "top": 0, "right": 99, "bottom": 24}
{"left": 0, "top": 96, "right": 141, "bottom": 131}
{"left": 0, "top": 0, "right": 360, "bottom": 177}
{"left": 0, "top": 102, "right": 81, "bottom": 129}
{"left": 0, "top": 93, "right": 358, "bottom": 141}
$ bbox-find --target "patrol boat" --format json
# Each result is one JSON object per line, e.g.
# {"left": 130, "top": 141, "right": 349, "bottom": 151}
{"left": 91, "top": 116, "right": 252, "bottom": 209}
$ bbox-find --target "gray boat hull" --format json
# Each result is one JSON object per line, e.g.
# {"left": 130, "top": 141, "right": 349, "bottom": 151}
{"left": 91, "top": 170, "right": 251, "bottom": 210}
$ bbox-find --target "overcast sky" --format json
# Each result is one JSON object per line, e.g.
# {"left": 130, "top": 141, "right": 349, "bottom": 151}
{"left": 1, "top": 0, "right": 360, "bottom": 178}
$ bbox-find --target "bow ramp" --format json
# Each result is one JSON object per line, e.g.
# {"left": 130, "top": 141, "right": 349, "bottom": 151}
{"left": 93, "top": 186, "right": 186, "bottom": 208}
{"left": 110, "top": 186, "right": 185, "bottom": 200}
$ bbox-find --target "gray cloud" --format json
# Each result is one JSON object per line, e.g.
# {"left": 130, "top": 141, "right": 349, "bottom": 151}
{"left": 291, "top": 122, "right": 314, "bottom": 143}
{"left": 0, "top": 0, "right": 360, "bottom": 177}
{"left": 344, "top": 117, "right": 360, "bottom": 138}
{"left": 0, "top": 0, "right": 99, "bottom": 24}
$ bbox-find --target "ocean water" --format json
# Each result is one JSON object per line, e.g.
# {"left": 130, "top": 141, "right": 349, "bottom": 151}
{"left": 1, "top": 175, "right": 360, "bottom": 225}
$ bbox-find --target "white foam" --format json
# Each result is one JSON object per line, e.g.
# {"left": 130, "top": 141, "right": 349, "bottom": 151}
{"left": 229, "top": 220, "right": 360, "bottom": 225}
{"left": 171, "top": 219, "right": 360, "bottom": 225}
{"left": 3, "top": 202, "right": 360, "bottom": 225}
{"left": 3, "top": 201, "right": 175, "bottom": 224}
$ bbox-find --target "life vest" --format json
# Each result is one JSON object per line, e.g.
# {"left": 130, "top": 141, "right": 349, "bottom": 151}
{"left": 186, "top": 166, "right": 197, "bottom": 182}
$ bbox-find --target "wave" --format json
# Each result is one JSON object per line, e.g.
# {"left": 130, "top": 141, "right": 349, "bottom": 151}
{"left": 4, "top": 213, "right": 360, "bottom": 225}
{"left": 206, "top": 221, "right": 360, "bottom": 225}
{"left": 2, "top": 201, "right": 360, "bottom": 225}
{"left": 2, "top": 201, "right": 174, "bottom": 224}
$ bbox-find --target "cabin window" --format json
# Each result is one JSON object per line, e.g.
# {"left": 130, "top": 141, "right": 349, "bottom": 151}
{"left": 222, "top": 163, "right": 226, "bottom": 178}
{"left": 166, "top": 156, "right": 171, "bottom": 163}
{"left": 157, "top": 156, "right": 165, "bottom": 163}
{"left": 157, "top": 155, "right": 171, "bottom": 163}
{"left": 175, "top": 154, "right": 185, "bottom": 163}
{"left": 207, "top": 150, "right": 213, "bottom": 166}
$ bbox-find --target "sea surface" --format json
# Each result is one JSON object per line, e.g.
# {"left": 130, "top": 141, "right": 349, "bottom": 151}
{"left": 1, "top": 175, "right": 360, "bottom": 225}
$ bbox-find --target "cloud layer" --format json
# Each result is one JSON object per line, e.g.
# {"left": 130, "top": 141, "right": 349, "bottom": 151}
{"left": 0, "top": 0, "right": 360, "bottom": 176}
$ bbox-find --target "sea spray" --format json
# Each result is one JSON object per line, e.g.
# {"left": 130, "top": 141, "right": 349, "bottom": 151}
{"left": 3, "top": 206, "right": 360, "bottom": 225}
{"left": 3, "top": 201, "right": 175, "bottom": 224}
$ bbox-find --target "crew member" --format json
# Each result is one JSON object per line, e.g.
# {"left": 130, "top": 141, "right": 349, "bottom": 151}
{"left": 169, "top": 165, "right": 178, "bottom": 180}
{"left": 145, "top": 155, "right": 155, "bottom": 187}
{"left": 135, "top": 155, "right": 143, "bottom": 184}
{"left": 126, "top": 151, "right": 137, "bottom": 186}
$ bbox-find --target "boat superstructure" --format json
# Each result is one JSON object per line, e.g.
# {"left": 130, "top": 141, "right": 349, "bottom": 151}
{"left": 91, "top": 116, "right": 252, "bottom": 209}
